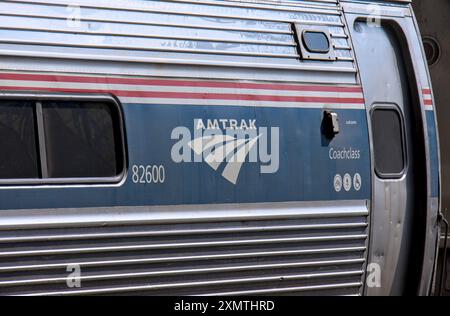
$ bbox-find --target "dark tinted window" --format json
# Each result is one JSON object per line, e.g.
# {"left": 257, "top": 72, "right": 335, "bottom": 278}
{"left": 303, "top": 31, "right": 330, "bottom": 53}
{"left": 42, "top": 101, "right": 122, "bottom": 178}
{"left": 0, "top": 100, "right": 39, "bottom": 179}
{"left": 372, "top": 108, "right": 405, "bottom": 177}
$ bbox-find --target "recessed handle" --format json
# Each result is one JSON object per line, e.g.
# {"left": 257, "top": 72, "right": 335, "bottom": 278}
{"left": 323, "top": 110, "right": 340, "bottom": 139}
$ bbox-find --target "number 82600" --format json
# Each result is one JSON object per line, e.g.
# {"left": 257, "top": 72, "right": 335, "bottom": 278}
{"left": 131, "top": 165, "right": 165, "bottom": 184}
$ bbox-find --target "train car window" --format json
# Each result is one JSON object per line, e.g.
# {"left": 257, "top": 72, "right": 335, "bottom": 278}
{"left": 294, "top": 25, "right": 335, "bottom": 61}
{"left": 42, "top": 101, "right": 122, "bottom": 179}
{"left": 0, "top": 100, "right": 40, "bottom": 179}
{"left": 303, "top": 31, "right": 330, "bottom": 53}
{"left": 371, "top": 107, "right": 406, "bottom": 178}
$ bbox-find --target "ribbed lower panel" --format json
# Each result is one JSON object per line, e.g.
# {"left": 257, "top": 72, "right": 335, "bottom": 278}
{"left": 0, "top": 213, "right": 368, "bottom": 296}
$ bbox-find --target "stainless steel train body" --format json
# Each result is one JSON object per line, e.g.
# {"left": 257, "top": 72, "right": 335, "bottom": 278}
{"left": 0, "top": 0, "right": 440, "bottom": 295}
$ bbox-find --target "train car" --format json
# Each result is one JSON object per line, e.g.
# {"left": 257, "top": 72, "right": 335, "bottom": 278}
{"left": 0, "top": 0, "right": 441, "bottom": 295}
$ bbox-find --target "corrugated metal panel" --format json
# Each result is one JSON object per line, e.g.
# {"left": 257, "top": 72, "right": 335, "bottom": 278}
{"left": 0, "top": 202, "right": 368, "bottom": 296}
{"left": 0, "top": 0, "right": 356, "bottom": 82}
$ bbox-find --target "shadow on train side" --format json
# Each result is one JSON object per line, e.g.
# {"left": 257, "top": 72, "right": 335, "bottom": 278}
{"left": 413, "top": 0, "right": 450, "bottom": 296}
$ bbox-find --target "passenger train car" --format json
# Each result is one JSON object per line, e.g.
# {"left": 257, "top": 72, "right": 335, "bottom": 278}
{"left": 0, "top": 0, "right": 442, "bottom": 295}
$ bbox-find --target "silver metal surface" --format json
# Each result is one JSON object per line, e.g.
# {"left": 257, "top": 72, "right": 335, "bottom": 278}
{"left": 0, "top": 0, "right": 357, "bottom": 83}
{"left": 0, "top": 201, "right": 368, "bottom": 296}
{"left": 343, "top": 0, "right": 439, "bottom": 295}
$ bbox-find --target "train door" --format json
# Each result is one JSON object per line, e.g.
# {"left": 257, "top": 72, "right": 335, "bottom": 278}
{"left": 344, "top": 10, "right": 428, "bottom": 295}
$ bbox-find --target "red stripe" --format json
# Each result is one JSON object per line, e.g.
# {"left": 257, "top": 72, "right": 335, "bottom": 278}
{"left": 0, "top": 73, "right": 363, "bottom": 93}
{"left": 424, "top": 99, "right": 433, "bottom": 106}
{"left": 0, "top": 86, "right": 365, "bottom": 104}
{"left": 423, "top": 88, "right": 432, "bottom": 95}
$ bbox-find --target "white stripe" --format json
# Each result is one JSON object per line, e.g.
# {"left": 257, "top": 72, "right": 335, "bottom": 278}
{"left": 119, "top": 97, "right": 365, "bottom": 109}
{"left": 0, "top": 80, "right": 364, "bottom": 99}
{"left": 423, "top": 94, "right": 433, "bottom": 109}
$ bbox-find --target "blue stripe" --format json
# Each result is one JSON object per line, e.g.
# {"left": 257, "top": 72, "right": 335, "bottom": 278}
{"left": 0, "top": 104, "right": 371, "bottom": 210}
{"left": 427, "top": 111, "right": 440, "bottom": 198}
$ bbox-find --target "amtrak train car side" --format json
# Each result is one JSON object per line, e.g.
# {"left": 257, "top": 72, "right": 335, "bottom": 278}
{"left": 0, "top": 0, "right": 440, "bottom": 296}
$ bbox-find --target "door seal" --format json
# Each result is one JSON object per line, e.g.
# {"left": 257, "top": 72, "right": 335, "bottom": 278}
{"left": 438, "top": 212, "right": 448, "bottom": 295}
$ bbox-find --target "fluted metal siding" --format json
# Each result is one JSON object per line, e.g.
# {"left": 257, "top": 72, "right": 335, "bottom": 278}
{"left": 0, "top": 0, "right": 356, "bottom": 83}
{"left": 0, "top": 204, "right": 368, "bottom": 296}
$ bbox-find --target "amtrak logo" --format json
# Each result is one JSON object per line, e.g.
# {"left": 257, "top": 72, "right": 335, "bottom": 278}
{"left": 187, "top": 134, "right": 260, "bottom": 184}
{"left": 171, "top": 119, "right": 280, "bottom": 184}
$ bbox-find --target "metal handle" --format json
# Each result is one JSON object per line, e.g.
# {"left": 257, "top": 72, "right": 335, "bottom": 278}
{"left": 322, "top": 110, "right": 340, "bottom": 139}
